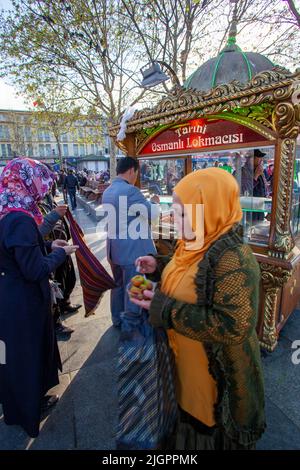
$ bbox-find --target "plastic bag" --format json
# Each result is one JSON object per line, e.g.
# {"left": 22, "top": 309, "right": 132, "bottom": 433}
{"left": 116, "top": 309, "right": 177, "bottom": 449}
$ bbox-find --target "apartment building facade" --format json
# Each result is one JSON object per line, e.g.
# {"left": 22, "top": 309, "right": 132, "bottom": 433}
{"left": 0, "top": 109, "right": 122, "bottom": 172}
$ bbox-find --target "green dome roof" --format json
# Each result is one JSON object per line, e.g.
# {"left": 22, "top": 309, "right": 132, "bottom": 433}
{"left": 185, "top": 40, "right": 274, "bottom": 92}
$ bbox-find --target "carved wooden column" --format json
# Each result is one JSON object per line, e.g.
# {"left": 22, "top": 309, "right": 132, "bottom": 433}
{"left": 270, "top": 100, "right": 300, "bottom": 258}
{"left": 260, "top": 264, "right": 291, "bottom": 351}
{"left": 260, "top": 94, "right": 300, "bottom": 351}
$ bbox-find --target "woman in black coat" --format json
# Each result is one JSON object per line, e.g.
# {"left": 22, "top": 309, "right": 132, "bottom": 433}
{"left": 0, "top": 157, "right": 78, "bottom": 437}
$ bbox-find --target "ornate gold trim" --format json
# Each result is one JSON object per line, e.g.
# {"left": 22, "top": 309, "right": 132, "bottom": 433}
{"left": 260, "top": 287, "right": 280, "bottom": 351}
{"left": 136, "top": 124, "right": 168, "bottom": 154}
{"left": 271, "top": 138, "right": 296, "bottom": 258}
{"left": 109, "top": 68, "right": 300, "bottom": 137}
{"left": 275, "top": 102, "right": 300, "bottom": 139}
{"left": 260, "top": 263, "right": 291, "bottom": 287}
{"left": 260, "top": 263, "right": 291, "bottom": 351}
{"left": 205, "top": 112, "right": 276, "bottom": 140}
{"left": 116, "top": 141, "right": 128, "bottom": 154}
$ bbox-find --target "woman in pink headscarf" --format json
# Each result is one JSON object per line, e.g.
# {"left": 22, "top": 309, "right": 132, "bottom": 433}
{"left": 0, "top": 157, "right": 78, "bottom": 437}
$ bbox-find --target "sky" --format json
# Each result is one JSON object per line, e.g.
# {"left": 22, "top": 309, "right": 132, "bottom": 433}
{"left": 0, "top": 0, "right": 29, "bottom": 110}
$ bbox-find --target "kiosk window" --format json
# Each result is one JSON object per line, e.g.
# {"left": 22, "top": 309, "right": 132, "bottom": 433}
{"left": 193, "top": 147, "right": 275, "bottom": 246}
{"left": 139, "top": 158, "right": 185, "bottom": 196}
{"left": 291, "top": 148, "right": 300, "bottom": 238}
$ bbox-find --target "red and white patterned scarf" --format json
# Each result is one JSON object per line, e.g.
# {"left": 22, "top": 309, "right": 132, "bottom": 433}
{"left": 0, "top": 157, "right": 54, "bottom": 225}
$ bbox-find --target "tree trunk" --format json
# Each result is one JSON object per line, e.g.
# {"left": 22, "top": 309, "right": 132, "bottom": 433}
{"left": 110, "top": 139, "right": 117, "bottom": 179}
{"left": 56, "top": 139, "right": 63, "bottom": 170}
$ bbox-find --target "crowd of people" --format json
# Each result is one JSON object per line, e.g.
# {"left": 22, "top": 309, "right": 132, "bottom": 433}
{"left": 0, "top": 155, "right": 265, "bottom": 450}
{"left": 57, "top": 168, "right": 110, "bottom": 190}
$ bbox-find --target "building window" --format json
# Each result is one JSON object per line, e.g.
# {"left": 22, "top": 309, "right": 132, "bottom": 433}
{"left": 27, "top": 144, "right": 33, "bottom": 157}
{"left": 7, "top": 144, "right": 12, "bottom": 157}
{"left": 44, "top": 130, "right": 50, "bottom": 142}
{"left": 1, "top": 144, "right": 7, "bottom": 158}
{"left": 39, "top": 144, "right": 45, "bottom": 157}
{"left": 61, "top": 133, "right": 68, "bottom": 142}
{"left": 63, "top": 144, "right": 69, "bottom": 157}
{"left": 0, "top": 125, "right": 10, "bottom": 139}
{"left": 45, "top": 144, "right": 52, "bottom": 157}
{"left": 38, "top": 128, "right": 44, "bottom": 141}
{"left": 80, "top": 144, "right": 85, "bottom": 156}
{"left": 24, "top": 126, "right": 32, "bottom": 140}
{"left": 73, "top": 144, "right": 79, "bottom": 157}
{"left": 91, "top": 144, "right": 95, "bottom": 155}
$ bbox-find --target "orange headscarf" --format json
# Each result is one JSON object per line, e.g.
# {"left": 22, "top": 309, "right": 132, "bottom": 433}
{"left": 161, "top": 167, "right": 242, "bottom": 295}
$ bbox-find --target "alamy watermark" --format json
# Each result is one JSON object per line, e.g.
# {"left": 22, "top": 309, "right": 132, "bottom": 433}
{"left": 96, "top": 197, "right": 205, "bottom": 250}
{"left": 0, "top": 339, "right": 6, "bottom": 365}
{"left": 291, "top": 340, "right": 300, "bottom": 365}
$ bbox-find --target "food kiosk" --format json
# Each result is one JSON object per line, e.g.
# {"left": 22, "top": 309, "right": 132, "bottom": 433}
{"left": 110, "top": 50, "right": 300, "bottom": 351}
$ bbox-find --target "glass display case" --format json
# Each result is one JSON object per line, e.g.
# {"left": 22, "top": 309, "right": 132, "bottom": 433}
{"left": 192, "top": 147, "right": 275, "bottom": 246}
{"left": 140, "top": 147, "right": 275, "bottom": 246}
{"left": 140, "top": 158, "right": 185, "bottom": 196}
{"left": 291, "top": 148, "right": 300, "bottom": 239}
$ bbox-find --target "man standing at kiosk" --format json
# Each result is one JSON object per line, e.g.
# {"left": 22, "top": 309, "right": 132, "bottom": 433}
{"left": 102, "top": 157, "right": 160, "bottom": 327}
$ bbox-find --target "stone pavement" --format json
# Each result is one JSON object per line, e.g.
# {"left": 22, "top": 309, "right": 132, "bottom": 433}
{"left": 1, "top": 206, "right": 300, "bottom": 449}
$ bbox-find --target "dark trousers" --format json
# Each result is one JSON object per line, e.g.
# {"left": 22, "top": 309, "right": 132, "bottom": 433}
{"left": 110, "top": 263, "right": 140, "bottom": 326}
{"left": 67, "top": 189, "right": 77, "bottom": 209}
{"left": 53, "top": 256, "right": 76, "bottom": 324}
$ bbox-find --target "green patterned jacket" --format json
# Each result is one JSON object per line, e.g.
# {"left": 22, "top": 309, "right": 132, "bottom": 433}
{"left": 149, "top": 225, "right": 266, "bottom": 446}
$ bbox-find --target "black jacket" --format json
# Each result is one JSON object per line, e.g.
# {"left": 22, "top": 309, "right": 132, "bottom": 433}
{"left": 64, "top": 174, "right": 79, "bottom": 191}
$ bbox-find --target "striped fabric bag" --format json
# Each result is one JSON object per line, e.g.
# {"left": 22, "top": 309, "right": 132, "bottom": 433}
{"left": 65, "top": 210, "right": 115, "bottom": 317}
{"left": 116, "top": 309, "right": 177, "bottom": 449}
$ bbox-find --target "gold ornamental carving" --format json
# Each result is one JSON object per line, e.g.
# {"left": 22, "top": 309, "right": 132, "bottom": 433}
{"left": 260, "top": 287, "right": 280, "bottom": 352}
{"left": 260, "top": 263, "right": 291, "bottom": 288}
{"left": 272, "top": 138, "right": 296, "bottom": 257}
{"left": 274, "top": 102, "right": 300, "bottom": 139}
{"left": 109, "top": 67, "right": 300, "bottom": 137}
{"left": 259, "top": 263, "right": 291, "bottom": 351}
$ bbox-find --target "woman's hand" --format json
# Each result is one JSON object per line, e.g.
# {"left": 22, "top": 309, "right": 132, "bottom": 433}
{"left": 150, "top": 195, "right": 160, "bottom": 204}
{"left": 55, "top": 204, "right": 68, "bottom": 218}
{"left": 51, "top": 240, "right": 78, "bottom": 255}
{"left": 51, "top": 239, "right": 68, "bottom": 250}
{"left": 63, "top": 245, "right": 79, "bottom": 256}
{"left": 130, "top": 289, "right": 154, "bottom": 311}
{"left": 135, "top": 256, "right": 157, "bottom": 274}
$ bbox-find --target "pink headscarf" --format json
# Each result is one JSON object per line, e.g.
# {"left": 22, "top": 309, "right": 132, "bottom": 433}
{"left": 0, "top": 157, "right": 54, "bottom": 225}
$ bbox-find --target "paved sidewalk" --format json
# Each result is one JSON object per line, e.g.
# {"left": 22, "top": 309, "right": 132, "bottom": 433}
{"left": 1, "top": 206, "right": 300, "bottom": 449}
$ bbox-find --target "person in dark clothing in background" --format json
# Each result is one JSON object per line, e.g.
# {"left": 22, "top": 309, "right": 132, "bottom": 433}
{"left": 58, "top": 170, "right": 67, "bottom": 202}
{"left": 238, "top": 149, "right": 268, "bottom": 222}
{"left": 79, "top": 172, "right": 88, "bottom": 187}
{"left": 64, "top": 169, "right": 79, "bottom": 210}
{"left": 39, "top": 189, "right": 82, "bottom": 339}
{"left": 253, "top": 149, "right": 268, "bottom": 198}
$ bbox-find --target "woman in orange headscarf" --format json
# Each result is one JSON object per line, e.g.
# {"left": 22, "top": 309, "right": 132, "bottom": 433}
{"left": 132, "top": 168, "right": 265, "bottom": 450}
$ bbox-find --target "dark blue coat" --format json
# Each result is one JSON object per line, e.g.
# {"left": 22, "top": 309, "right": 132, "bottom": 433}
{"left": 0, "top": 212, "right": 66, "bottom": 437}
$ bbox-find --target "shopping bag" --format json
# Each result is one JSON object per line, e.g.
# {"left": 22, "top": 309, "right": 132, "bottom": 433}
{"left": 116, "top": 309, "right": 177, "bottom": 450}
